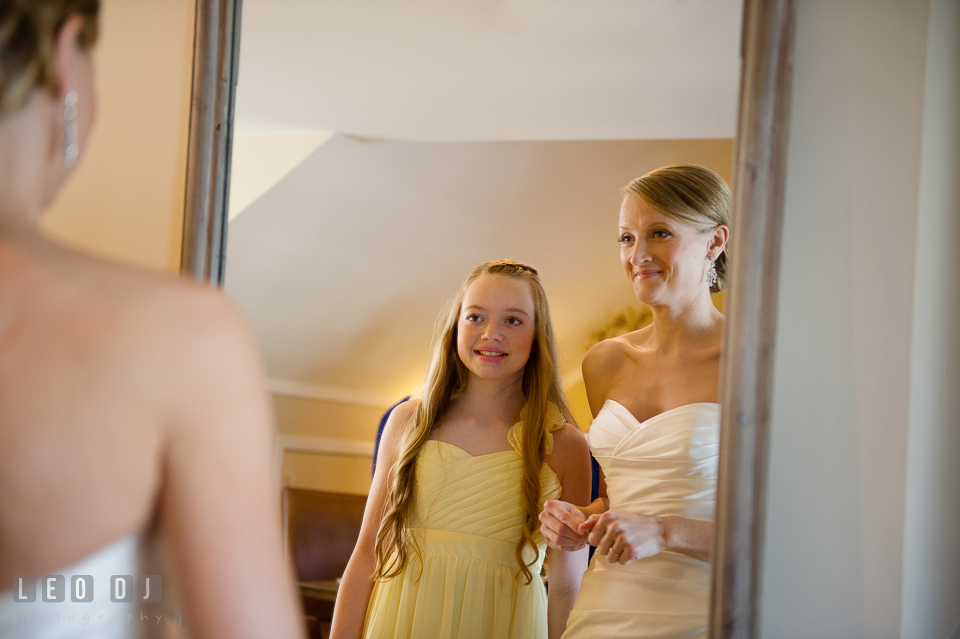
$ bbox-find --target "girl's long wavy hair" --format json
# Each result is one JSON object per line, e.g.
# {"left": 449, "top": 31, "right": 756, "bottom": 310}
{"left": 373, "top": 259, "right": 574, "bottom": 585}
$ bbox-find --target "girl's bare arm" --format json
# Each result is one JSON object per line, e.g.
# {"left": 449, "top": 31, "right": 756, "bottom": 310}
{"left": 544, "top": 424, "right": 592, "bottom": 639}
{"left": 330, "top": 400, "right": 418, "bottom": 639}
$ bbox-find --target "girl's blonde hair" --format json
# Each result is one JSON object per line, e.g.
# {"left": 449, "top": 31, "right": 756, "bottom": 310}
{"left": 374, "top": 259, "right": 573, "bottom": 585}
{"left": 623, "top": 164, "right": 732, "bottom": 293}
{"left": 0, "top": 0, "right": 99, "bottom": 115}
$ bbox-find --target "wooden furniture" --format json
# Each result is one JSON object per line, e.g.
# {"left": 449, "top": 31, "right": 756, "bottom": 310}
{"left": 299, "top": 579, "right": 340, "bottom": 603}
{"left": 282, "top": 488, "right": 367, "bottom": 639}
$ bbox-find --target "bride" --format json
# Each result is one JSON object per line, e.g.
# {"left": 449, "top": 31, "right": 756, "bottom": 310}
{"left": 0, "top": 3, "right": 302, "bottom": 637}
{"left": 539, "top": 165, "right": 730, "bottom": 638}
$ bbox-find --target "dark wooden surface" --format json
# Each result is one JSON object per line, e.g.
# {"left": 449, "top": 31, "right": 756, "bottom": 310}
{"left": 299, "top": 580, "right": 340, "bottom": 602}
{"left": 709, "top": 1, "right": 795, "bottom": 638}
{"left": 283, "top": 488, "right": 366, "bottom": 628}
{"left": 282, "top": 488, "right": 367, "bottom": 582}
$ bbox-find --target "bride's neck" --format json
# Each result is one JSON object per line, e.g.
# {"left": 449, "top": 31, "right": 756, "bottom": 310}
{"left": 0, "top": 98, "right": 57, "bottom": 236}
{"left": 647, "top": 292, "right": 723, "bottom": 353}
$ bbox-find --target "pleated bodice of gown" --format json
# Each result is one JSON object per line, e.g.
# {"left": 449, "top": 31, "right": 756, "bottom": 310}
{"left": 562, "top": 400, "right": 720, "bottom": 639}
{"left": 362, "top": 409, "right": 564, "bottom": 639}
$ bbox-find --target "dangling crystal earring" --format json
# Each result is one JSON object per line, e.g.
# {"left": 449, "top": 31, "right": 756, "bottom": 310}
{"left": 706, "top": 260, "right": 718, "bottom": 288}
{"left": 63, "top": 90, "right": 79, "bottom": 168}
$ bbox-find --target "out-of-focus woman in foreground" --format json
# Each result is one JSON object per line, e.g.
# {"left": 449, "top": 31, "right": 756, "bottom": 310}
{"left": 0, "top": 2, "right": 303, "bottom": 637}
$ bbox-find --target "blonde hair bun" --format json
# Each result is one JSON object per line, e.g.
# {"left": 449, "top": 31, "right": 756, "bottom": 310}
{"left": 0, "top": 0, "right": 99, "bottom": 114}
{"left": 623, "top": 165, "right": 732, "bottom": 293}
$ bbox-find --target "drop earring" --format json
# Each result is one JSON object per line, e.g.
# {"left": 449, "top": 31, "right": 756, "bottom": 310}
{"left": 63, "top": 90, "right": 79, "bottom": 168}
{"left": 706, "top": 260, "right": 718, "bottom": 288}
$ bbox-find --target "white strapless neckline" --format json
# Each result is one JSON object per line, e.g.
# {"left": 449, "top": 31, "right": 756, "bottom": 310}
{"left": 603, "top": 399, "right": 720, "bottom": 425}
{"left": 562, "top": 400, "right": 721, "bottom": 639}
{"left": 0, "top": 533, "right": 158, "bottom": 638}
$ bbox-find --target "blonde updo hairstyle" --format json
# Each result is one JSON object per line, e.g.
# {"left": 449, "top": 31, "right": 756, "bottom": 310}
{"left": 623, "top": 164, "right": 732, "bottom": 293}
{"left": 0, "top": 0, "right": 99, "bottom": 115}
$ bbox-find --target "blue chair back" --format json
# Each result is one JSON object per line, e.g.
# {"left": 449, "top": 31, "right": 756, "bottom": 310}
{"left": 372, "top": 397, "right": 410, "bottom": 477}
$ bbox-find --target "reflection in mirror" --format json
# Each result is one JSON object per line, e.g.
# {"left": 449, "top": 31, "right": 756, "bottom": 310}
{"left": 225, "top": 2, "right": 742, "bottom": 637}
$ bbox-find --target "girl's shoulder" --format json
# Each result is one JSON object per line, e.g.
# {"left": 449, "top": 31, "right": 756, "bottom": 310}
{"left": 507, "top": 401, "right": 566, "bottom": 453}
{"left": 381, "top": 398, "right": 421, "bottom": 444}
{"left": 391, "top": 397, "right": 421, "bottom": 422}
{"left": 543, "top": 422, "right": 590, "bottom": 489}
{"left": 547, "top": 422, "right": 589, "bottom": 458}
{"left": 542, "top": 401, "right": 588, "bottom": 463}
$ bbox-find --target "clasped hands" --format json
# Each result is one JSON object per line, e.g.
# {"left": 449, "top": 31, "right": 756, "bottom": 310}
{"left": 539, "top": 500, "right": 665, "bottom": 565}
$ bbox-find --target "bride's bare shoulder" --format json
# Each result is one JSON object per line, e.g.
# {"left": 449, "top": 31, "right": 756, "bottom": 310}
{"left": 2, "top": 239, "right": 259, "bottom": 401}
{"left": 581, "top": 327, "right": 653, "bottom": 405}
{"left": 106, "top": 265, "right": 259, "bottom": 389}
{"left": 583, "top": 328, "right": 647, "bottom": 376}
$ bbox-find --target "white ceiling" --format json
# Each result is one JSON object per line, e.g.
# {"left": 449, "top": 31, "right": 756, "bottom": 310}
{"left": 234, "top": 0, "right": 743, "bottom": 141}
{"left": 225, "top": 1, "right": 742, "bottom": 405}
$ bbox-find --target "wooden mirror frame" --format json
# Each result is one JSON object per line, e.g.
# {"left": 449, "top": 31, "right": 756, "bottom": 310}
{"left": 180, "top": 1, "right": 795, "bottom": 637}
{"left": 709, "top": 1, "right": 794, "bottom": 638}
{"left": 180, "top": 0, "right": 242, "bottom": 285}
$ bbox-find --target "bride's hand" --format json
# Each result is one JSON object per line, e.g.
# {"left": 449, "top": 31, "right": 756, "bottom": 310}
{"left": 539, "top": 499, "right": 589, "bottom": 551}
{"left": 579, "top": 511, "right": 665, "bottom": 565}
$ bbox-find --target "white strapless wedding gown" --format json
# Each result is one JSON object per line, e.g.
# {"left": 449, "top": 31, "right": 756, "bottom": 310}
{"left": 562, "top": 400, "right": 720, "bottom": 639}
{"left": 0, "top": 533, "right": 171, "bottom": 639}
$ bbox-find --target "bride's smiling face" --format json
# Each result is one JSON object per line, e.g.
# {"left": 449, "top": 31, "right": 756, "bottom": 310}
{"left": 456, "top": 274, "right": 536, "bottom": 383}
{"left": 618, "top": 195, "right": 719, "bottom": 307}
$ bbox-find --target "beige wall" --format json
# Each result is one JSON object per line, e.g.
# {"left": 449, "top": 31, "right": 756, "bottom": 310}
{"left": 273, "top": 393, "right": 386, "bottom": 441}
{"left": 566, "top": 380, "right": 592, "bottom": 433}
{"left": 281, "top": 452, "right": 374, "bottom": 497}
{"left": 40, "top": 0, "right": 196, "bottom": 273}
{"left": 759, "top": 1, "right": 960, "bottom": 637}
{"left": 273, "top": 394, "right": 390, "bottom": 495}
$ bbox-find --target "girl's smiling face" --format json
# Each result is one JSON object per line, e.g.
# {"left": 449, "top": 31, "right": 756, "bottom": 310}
{"left": 618, "top": 195, "right": 722, "bottom": 308}
{"left": 457, "top": 274, "right": 536, "bottom": 383}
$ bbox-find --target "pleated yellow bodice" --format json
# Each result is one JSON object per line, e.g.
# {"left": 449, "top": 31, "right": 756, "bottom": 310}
{"left": 362, "top": 408, "right": 564, "bottom": 639}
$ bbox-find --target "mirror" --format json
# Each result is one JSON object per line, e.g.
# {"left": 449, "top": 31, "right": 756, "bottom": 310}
{"left": 203, "top": 1, "right": 787, "bottom": 637}
{"left": 225, "top": 0, "right": 741, "bottom": 486}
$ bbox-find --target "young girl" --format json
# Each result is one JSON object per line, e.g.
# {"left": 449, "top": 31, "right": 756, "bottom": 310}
{"left": 331, "top": 260, "right": 592, "bottom": 639}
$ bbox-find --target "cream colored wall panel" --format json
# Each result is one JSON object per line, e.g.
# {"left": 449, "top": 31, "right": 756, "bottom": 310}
{"left": 760, "top": 1, "right": 930, "bottom": 636}
{"left": 41, "top": 0, "right": 196, "bottom": 273}
{"left": 282, "top": 452, "right": 372, "bottom": 496}
{"left": 900, "top": 0, "right": 960, "bottom": 635}
{"left": 272, "top": 394, "right": 391, "bottom": 442}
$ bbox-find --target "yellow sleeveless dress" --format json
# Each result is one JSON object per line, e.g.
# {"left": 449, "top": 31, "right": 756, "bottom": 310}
{"left": 362, "top": 407, "right": 565, "bottom": 639}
